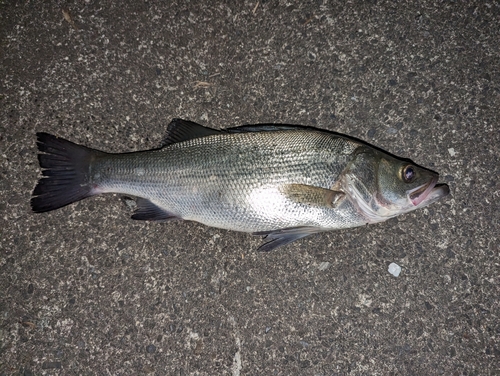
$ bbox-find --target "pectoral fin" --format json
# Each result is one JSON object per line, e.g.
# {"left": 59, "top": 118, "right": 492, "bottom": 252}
{"left": 281, "top": 184, "right": 345, "bottom": 208}
{"left": 253, "top": 226, "right": 324, "bottom": 252}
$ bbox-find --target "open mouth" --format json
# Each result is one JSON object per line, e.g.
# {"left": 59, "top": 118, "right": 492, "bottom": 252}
{"left": 408, "top": 176, "right": 444, "bottom": 206}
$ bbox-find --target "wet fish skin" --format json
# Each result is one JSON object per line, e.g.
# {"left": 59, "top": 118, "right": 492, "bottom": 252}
{"left": 31, "top": 119, "right": 450, "bottom": 251}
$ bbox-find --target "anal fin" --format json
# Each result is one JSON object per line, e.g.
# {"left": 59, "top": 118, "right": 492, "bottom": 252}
{"left": 131, "top": 197, "right": 181, "bottom": 221}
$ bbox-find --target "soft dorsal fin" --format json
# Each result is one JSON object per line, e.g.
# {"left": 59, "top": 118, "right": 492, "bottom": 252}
{"left": 162, "top": 118, "right": 223, "bottom": 146}
{"left": 281, "top": 184, "right": 346, "bottom": 208}
{"left": 163, "top": 120, "right": 314, "bottom": 146}
{"left": 226, "top": 124, "right": 310, "bottom": 133}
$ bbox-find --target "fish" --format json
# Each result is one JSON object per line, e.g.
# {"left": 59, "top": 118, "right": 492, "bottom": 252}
{"left": 31, "top": 118, "right": 450, "bottom": 251}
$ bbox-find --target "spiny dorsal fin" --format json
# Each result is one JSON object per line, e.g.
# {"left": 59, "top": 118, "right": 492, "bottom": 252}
{"left": 281, "top": 184, "right": 346, "bottom": 208}
{"left": 162, "top": 118, "right": 223, "bottom": 146}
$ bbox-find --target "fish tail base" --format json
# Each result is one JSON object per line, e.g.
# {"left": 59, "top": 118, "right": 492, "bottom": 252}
{"left": 31, "top": 132, "right": 103, "bottom": 213}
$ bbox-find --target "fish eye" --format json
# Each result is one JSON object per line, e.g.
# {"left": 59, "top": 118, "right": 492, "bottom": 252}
{"left": 402, "top": 165, "right": 416, "bottom": 183}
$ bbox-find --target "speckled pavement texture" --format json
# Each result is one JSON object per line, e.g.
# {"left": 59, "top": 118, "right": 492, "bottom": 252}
{"left": 1, "top": 1, "right": 498, "bottom": 375}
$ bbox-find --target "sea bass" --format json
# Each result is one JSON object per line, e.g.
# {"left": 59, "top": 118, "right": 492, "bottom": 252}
{"left": 31, "top": 119, "right": 450, "bottom": 251}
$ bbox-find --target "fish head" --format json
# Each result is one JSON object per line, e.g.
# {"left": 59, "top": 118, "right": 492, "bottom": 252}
{"left": 345, "top": 147, "right": 450, "bottom": 222}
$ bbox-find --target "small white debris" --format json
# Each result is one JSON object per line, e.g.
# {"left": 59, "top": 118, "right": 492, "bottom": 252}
{"left": 388, "top": 262, "right": 401, "bottom": 277}
{"left": 448, "top": 148, "right": 456, "bottom": 157}
{"left": 359, "top": 293, "right": 372, "bottom": 307}
{"left": 318, "top": 261, "right": 331, "bottom": 271}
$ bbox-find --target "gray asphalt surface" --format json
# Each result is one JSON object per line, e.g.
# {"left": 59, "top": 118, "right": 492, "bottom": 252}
{"left": 1, "top": 1, "right": 499, "bottom": 375}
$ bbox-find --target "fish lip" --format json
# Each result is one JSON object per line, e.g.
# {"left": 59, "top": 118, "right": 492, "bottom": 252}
{"left": 425, "top": 183, "right": 450, "bottom": 203}
{"left": 408, "top": 176, "right": 439, "bottom": 206}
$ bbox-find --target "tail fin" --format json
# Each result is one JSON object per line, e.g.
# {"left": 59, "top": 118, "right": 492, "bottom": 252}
{"left": 31, "top": 133, "right": 103, "bottom": 213}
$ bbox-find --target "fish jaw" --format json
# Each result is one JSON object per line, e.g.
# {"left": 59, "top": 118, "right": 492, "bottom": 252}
{"left": 408, "top": 176, "right": 450, "bottom": 207}
{"left": 411, "top": 183, "right": 450, "bottom": 207}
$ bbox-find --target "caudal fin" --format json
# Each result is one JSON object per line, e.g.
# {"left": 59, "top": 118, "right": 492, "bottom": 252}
{"left": 31, "top": 133, "right": 103, "bottom": 213}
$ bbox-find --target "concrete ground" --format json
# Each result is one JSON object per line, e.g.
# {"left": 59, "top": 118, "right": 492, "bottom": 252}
{"left": 1, "top": 1, "right": 498, "bottom": 375}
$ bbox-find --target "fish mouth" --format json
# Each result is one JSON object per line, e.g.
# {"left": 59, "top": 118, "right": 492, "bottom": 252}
{"left": 408, "top": 176, "right": 449, "bottom": 206}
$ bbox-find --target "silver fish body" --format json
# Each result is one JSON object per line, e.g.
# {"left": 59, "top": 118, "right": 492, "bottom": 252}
{"left": 32, "top": 119, "right": 450, "bottom": 251}
{"left": 93, "top": 130, "right": 364, "bottom": 231}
